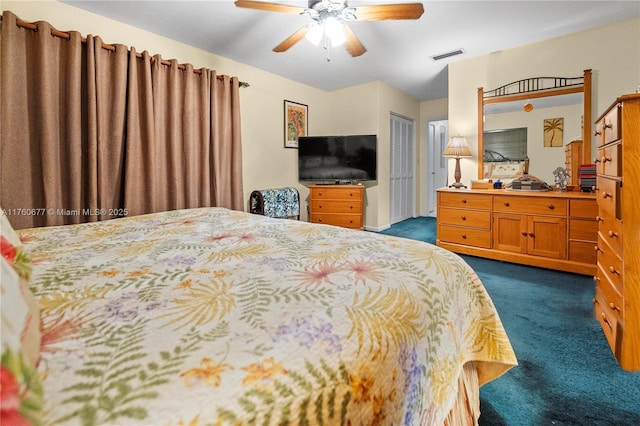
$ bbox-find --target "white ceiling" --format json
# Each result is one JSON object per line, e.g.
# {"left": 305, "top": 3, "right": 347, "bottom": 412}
{"left": 61, "top": 0, "right": 640, "bottom": 101}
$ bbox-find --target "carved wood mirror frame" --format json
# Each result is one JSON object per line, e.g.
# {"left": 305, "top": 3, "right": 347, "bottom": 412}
{"left": 477, "top": 69, "right": 592, "bottom": 179}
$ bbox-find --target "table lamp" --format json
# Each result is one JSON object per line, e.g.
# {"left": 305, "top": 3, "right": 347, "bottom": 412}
{"left": 443, "top": 135, "right": 472, "bottom": 189}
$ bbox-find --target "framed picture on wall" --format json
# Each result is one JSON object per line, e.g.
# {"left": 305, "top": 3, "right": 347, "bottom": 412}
{"left": 284, "top": 100, "right": 308, "bottom": 148}
{"left": 543, "top": 117, "right": 564, "bottom": 147}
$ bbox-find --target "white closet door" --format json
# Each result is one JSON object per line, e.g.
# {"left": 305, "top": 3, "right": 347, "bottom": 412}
{"left": 390, "top": 113, "right": 415, "bottom": 224}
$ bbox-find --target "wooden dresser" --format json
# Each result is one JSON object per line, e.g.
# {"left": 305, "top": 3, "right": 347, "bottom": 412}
{"left": 437, "top": 188, "right": 597, "bottom": 275}
{"left": 309, "top": 184, "right": 364, "bottom": 229}
{"left": 592, "top": 93, "right": 640, "bottom": 371}
{"left": 564, "top": 139, "right": 583, "bottom": 187}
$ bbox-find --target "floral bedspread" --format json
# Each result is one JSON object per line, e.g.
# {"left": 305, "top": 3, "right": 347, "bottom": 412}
{"left": 19, "top": 208, "right": 517, "bottom": 425}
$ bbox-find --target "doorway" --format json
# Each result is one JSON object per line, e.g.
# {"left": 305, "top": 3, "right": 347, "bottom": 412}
{"left": 426, "top": 119, "right": 448, "bottom": 217}
{"left": 389, "top": 113, "right": 415, "bottom": 224}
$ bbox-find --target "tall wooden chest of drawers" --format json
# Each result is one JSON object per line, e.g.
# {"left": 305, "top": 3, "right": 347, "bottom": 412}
{"left": 309, "top": 184, "right": 364, "bottom": 229}
{"left": 593, "top": 93, "right": 640, "bottom": 371}
{"left": 564, "top": 139, "right": 583, "bottom": 187}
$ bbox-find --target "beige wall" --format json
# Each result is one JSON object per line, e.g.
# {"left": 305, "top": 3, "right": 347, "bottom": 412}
{"left": 1, "top": 0, "right": 423, "bottom": 230}
{"left": 449, "top": 16, "right": 640, "bottom": 188}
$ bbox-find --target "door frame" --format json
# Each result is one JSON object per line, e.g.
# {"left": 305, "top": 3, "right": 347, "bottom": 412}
{"left": 425, "top": 118, "right": 448, "bottom": 217}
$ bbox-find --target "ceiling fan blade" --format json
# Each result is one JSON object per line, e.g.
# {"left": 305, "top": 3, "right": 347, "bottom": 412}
{"left": 234, "top": 0, "right": 306, "bottom": 15}
{"left": 273, "top": 26, "right": 310, "bottom": 52}
{"left": 343, "top": 26, "right": 367, "bottom": 57}
{"left": 354, "top": 3, "right": 424, "bottom": 20}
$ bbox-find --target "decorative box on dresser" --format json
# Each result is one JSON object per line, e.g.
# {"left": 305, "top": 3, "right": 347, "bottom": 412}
{"left": 308, "top": 184, "right": 364, "bottom": 230}
{"left": 436, "top": 188, "right": 597, "bottom": 276}
{"left": 592, "top": 93, "right": 640, "bottom": 371}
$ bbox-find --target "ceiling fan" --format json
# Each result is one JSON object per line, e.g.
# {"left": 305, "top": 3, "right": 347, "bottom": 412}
{"left": 234, "top": 0, "right": 424, "bottom": 58}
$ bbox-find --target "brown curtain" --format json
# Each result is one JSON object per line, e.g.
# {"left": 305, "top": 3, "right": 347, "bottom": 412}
{"left": 0, "top": 11, "right": 243, "bottom": 229}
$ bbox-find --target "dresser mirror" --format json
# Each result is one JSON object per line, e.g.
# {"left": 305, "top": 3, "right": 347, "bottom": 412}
{"left": 477, "top": 69, "right": 592, "bottom": 182}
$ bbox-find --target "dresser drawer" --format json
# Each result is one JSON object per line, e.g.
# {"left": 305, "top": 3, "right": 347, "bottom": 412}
{"left": 596, "top": 176, "right": 621, "bottom": 220}
{"left": 310, "top": 187, "right": 363, "bottom": 201}
{"left": 594, "top": 288, "right": 621, "bottom": 356}
{"left": 596, "top": 142, "right": 622, "bottom": 177}
{"left": 595, "top": 263, "right": 623, "bottom": 322}
{"left": 493, "top": 195, "right": 567, "bottom": 216}
{"left": 569, "top": 198, "right": 598, "bottom": 219}
{"left": 597, "top": 208, "right": 623, "bottom": 255}
{"left": 310, "top": 200, "right": 362, "bottom": 214}
{"left": 595, "top": 104, "right": 621, "bottom": 147}
{"left": 439, "top": 192, "right": 491, "bottom": 210}
{"left": 597, "top": 233, "right": 623, "bottom": 294}
{"left": 438, "top": 225, "right": 491, "bottom": 248}
{"left": 438, "top": 207, "right": 491, "bottom": 229}
{"left": 310, "top": 213, "right": 362, "bottom": 229}
{"left": 569, "top": 240, "right": 597, "bottom": 264}
{"left": 569, "top": 218, "right": 597, "bottom": 241}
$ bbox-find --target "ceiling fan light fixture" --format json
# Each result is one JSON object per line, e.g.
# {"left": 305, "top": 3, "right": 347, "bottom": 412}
{"left": 325, "top": 17, "right": 346, "bottom": 46}
{"left": 305, "top": 24, "right": 324, "bottom": 45}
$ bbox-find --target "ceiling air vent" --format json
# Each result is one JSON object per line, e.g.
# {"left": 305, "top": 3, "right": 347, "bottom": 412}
{"left": 431, "top": 48, "right": 465, "bottom": 61}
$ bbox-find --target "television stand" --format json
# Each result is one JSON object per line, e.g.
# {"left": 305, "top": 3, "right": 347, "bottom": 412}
{"left": 308, "top": 184, "right": 364, "bottom": 229}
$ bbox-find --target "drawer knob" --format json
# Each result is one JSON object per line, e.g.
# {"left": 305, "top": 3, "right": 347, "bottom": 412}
{"left": 596, "top": 216, "right": 604, "bottom": 222}
{"left": 609, "top": 266, "right": 620, "bottom": 275}
{"left": 350, "top": 206, "right": 353, "bottom": 210}
{"left": 593, "top": 275, "right": 600, "bottom": 283}
{"left": 461, "top": 199, "right": 467, "bottom": 204}
{"left": 604, "top": 122, "right": 613, "bottom": 130}
{"left": 461, "top": 234, "right": 467, "bottom": 239}
{"left": 461, "top": 215, "right": 467, "bottom": 221}
{"left": 594, "top": 157, "right": 601, "bottom": 163}
{"left": 608, "top": 230, "right": 618, "bottom": 239}
{"left": 521, "top": 231, "right": 528, "bottom": 236}
{"left": 594, "top": 129, "right": 602, "bottom": 136}
{"left": 528, "top": 232, "right": 535, "bottom": 238}
{"left": 602, "top": 192, "right": 612, "bottom": 199}
{"left": 592, "top": 186, "right": 598, "bottom": 192}
{"left": 594, "top": 245, "right": 603, "bottom": 253}
{"left": 504, "top": 201, "right": 510, "bottom": 207}
{"left": 547, "top": 204, "right": 555, "bottom": 210}
{"left": 609, "top": 302, "right": 620, "bottom": 312}
{"left": 603, "top": 156, "right": 612, "bottom": 163}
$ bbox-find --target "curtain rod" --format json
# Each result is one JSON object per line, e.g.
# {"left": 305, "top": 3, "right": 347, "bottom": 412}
{"left": 0, "top": 15, "right": 250, "bottom": 88}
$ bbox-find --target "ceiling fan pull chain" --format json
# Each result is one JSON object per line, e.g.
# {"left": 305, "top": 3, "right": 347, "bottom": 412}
{"left": 323, "top": 33, "right": 331, "bottom": 62}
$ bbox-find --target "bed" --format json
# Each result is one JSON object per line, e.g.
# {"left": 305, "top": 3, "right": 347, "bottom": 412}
{"left": 1, "top": 207, "right": 517, "bottom": 425}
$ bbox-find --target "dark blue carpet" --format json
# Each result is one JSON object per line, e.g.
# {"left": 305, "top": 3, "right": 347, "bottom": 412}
{"left": 378, "top": 217, "right": 640, "bottom": 425}
{"left": 379, "top": 216, "right": 436, "bottom": 243}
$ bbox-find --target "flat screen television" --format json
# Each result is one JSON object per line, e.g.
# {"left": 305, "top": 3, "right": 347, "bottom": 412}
{"left": 298, "top": 135, "right": 377, "bottom": 183}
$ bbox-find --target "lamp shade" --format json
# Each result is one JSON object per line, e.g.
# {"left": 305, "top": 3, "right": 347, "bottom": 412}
{"left": 442, "top": 136, "right": 472, "bottom": 158}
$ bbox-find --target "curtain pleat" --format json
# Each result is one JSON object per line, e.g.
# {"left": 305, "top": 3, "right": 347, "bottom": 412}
{"left": 1, "top": 11, "right": 244, "bottom": 228}
{"left": 152, "top": 56, "right": 184, "bottom": 212}
{"left": 1, "top": 11, "right": 41, "bottom": 230}
{"left": 124, "top": 49, "right": 157, "bottom": 216}
{"left": 85, "top": 35, "right": 129, "bottom": 222}
{"left": 211, "top": 74, "right": 244, "bottom": 210}
{"left": 0, "top": 12, "right": 84, "bottom": 228}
